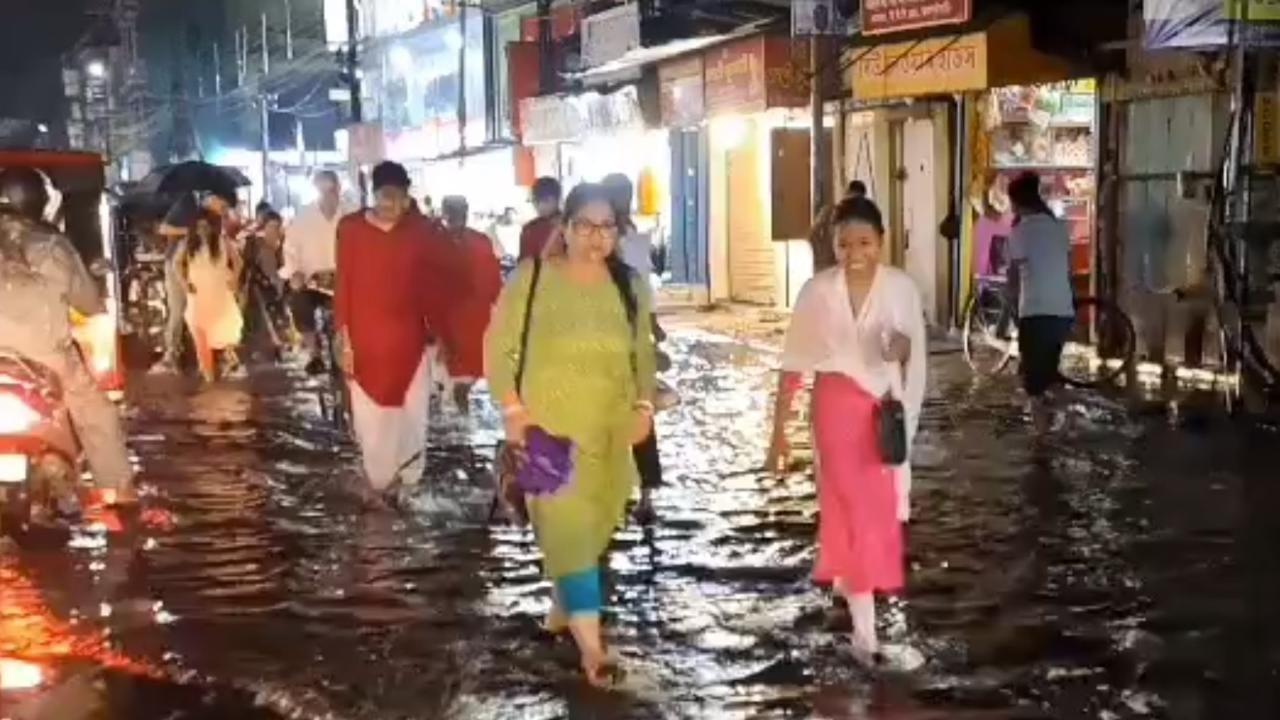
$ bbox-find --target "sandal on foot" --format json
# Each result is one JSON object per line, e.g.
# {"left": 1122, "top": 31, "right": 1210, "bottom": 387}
{"left": 582, "top": 652, "right": 624, "bottom": 689}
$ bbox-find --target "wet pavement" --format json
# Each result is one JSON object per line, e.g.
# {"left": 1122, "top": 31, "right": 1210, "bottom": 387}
{"left": 3, "top": 327, "right": 1280, "bottom": 719}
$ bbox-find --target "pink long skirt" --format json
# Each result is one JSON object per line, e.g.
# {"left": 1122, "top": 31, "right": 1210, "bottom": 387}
{"left": 811, "top": 372, "right": 904, "bottom": 594}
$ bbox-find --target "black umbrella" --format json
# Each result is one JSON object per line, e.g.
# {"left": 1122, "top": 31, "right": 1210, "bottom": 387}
{"left": 135, "top": 161, "right": 251, "bottom": 203}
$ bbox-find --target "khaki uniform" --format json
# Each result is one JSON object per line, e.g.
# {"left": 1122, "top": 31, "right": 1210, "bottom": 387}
{"left": 0, "top": 216, "right": 133, "bottom": 490}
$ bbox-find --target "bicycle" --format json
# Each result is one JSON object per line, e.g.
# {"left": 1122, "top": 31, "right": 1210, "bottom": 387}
{"left": 121, "top": 254, "right": 169, "bottom": 360}
{"left": 296, "top": 273, "right": 351, "bottom": 433}
{"left": 961, "top": 275, "right": 1136, "bottom": 388}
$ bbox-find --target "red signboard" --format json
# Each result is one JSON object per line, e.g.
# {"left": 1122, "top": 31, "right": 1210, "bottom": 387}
{"left": 764, "top": 37, "right": 811, "bottom": 109}
{"left": 704, "top": 37, "right": 767, "bottom": 116}
{"left": 507, "top": 41, "right": 542, "bottom": 140}
{"left": 704, "top": 35, "right": 815, "bottom": 116}
{"left": 520, "top": 5, "right": 584, "bottom": 42}
{"left": 861, "top": 0, "right": 972, "bottom": 36}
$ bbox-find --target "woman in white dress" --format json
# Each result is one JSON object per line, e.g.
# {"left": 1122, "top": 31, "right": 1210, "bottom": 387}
{"left": 766, "top": 197, "right": 928, "bottom": 669}
{"left": 182, "top": 210, "right": 243, "bottom": 382}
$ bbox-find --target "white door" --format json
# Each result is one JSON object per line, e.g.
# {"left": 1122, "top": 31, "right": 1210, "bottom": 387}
{"left": 902, "top": 118, "right": 937, "bottom": 324}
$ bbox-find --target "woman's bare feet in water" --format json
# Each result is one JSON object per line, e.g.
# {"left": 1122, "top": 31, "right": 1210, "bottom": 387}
{"left": 581, "top": 649, "right": 622, "bottom": 688}
{"left": 850, "top": 637, "right": 925, "bottom": 672}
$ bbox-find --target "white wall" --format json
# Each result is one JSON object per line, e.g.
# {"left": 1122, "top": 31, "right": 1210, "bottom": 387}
{"left": 707, "top": 118, "right": 730, "bottom": 302}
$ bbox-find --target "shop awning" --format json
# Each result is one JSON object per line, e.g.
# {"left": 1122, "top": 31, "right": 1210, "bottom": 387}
{"left": 568, "top": 20, "right": 770, "bottom": 87}
{"left": 848, "top": 12, "right": 1084, "bottom": 102}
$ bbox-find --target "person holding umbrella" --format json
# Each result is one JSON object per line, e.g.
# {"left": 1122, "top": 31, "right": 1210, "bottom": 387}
{"left": 180, "top": 210, "right": 244, "bottom": 382}
{"left": 143, "top": 162, "right": 247, "bottom": 370}
{"left": 155, "top": 191, "right": 237, "bottom": 370}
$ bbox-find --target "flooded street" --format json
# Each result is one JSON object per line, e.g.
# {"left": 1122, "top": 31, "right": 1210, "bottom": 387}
{"left": 4, "top": 326, "right": 1280, "bottom": 719}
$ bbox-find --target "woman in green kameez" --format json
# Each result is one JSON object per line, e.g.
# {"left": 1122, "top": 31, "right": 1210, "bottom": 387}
{"left": 485, "top": 183, "right": 657, "bottom": 686}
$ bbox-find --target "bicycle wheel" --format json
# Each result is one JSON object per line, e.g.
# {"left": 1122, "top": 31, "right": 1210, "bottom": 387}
{"left": 318, "top": 315, "right": 351, "bottom": 433}
{"left": 962, "top": 287, "right": 1017, "bottom": 376}
{"left": 1060, "top": 297, "right": 1135, "bottom": 388}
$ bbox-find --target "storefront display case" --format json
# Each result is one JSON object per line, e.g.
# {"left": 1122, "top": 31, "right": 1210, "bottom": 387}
{"left": 986, "top": 81, "right": 1097, "bottom": 292}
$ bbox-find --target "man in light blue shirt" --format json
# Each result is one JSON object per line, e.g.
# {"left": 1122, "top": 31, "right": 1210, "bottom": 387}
{"left": 1007, "top": 172, "right": 1075, "bottom": 432}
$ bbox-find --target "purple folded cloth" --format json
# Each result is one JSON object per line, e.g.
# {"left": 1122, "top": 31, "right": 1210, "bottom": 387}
{"left": 516, "top": 426, "right": 574, "bottom": 496}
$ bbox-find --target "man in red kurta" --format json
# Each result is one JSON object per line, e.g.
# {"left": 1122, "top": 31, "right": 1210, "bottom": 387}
{"left": 335, "top": 162, "right": 455, "bottom": 493}
{"left": 517, "top": 176, "right": 561, "bottom": 261}
{"left": 439, "top": 196, "right": 502, "bottom": 413}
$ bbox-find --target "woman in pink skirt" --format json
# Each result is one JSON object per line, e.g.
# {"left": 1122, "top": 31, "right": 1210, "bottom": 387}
{"left": 767, "top": 197, "right": 927, "bottom": 669}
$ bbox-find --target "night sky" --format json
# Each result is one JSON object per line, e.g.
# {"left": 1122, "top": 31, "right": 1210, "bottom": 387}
{"left": 0, "top": 1, "right": 95, "bottom": 139}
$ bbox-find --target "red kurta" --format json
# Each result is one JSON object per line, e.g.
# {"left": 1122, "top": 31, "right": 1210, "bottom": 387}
{"left": 442, "top": 228, "right": 503, "bottom": 380}
{"left": 518, "top": 215, "right": 558, "bottom": 261}
{"left": 335, "top": 211, "right": 454, "bottom": 406}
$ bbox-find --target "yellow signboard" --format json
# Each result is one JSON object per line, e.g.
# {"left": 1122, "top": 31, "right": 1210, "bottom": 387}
{"left": 1256, "top": 92, "right": 1280, "bottom": 165}
{"left": 1225, "top": 0, "right": 1280, "bottom": 21}
{"left": 851, "top": 32, "right": 988, "bottom": 101}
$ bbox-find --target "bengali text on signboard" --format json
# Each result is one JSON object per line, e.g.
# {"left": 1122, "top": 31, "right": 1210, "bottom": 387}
{"left": 850, "top": 31, "right": 988, "bottom": 100}
{"left": 862, "top": 0, "right": 972, "bottom": 35}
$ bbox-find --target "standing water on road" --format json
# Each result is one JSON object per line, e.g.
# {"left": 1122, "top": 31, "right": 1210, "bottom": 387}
{"left": 3, "top": 329, "right": 1280, "bottom": 719}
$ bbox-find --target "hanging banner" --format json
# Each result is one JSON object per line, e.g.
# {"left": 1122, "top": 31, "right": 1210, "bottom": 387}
{"left": 508, "top": 42, "right": 542, "bottom": 141}
{"left": 1144, "top": 0, "right": 1280, "bottom": 48}
{"left": 520, "top": 5, "right": 583, "bottom": 41}
{"left": 862, "top": 0, "right": 972, "bottom": 36}
{"left": 519, "top": 86, "right": 646, "bottom": 144}
{"left": 792, "top": 0, "right": 855, "bottom": 36}
{"left": 581, "top": 4, "right": 641, "bottom": 69}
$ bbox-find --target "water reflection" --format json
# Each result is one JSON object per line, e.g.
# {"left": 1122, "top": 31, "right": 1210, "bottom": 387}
{"left": 3, "top": 332, "right": 1279, "bottom": 717}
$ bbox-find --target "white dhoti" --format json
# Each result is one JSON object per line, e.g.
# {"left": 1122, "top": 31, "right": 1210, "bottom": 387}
{"left": 349, "top": 350, "right": 432, "bottom": 491}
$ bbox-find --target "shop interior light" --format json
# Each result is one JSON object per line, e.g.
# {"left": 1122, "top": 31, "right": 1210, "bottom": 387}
{"left": 715, "top": 116, "right": 750, "bottom": 148}
{"left": 444, "top": 28, "right": 463, "bottom": 51}
{"left": 86, "top": 60, "right": 107, "bottom": 79}
{"left": 289, "top": 173, "right": 319, "bottom": 205}
{"left": 0, "top": 392, "right": 42, "bottom": 434}
{"left": 389, "top": 45, "right": 414, "bottom": 75}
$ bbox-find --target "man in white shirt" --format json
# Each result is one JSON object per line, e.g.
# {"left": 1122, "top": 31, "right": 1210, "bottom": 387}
{"left": 281, "top": 170, "right": 351, "bottom": 373}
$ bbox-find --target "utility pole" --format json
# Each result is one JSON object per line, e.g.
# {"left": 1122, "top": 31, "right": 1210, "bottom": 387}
{"left": 458, "top": 3, "right": 467, "bottom": 155}
{"left": 346, "top": 0, "right": 366, "bottom": 202}
{"left": 213, "top": 41, "right": 222, "bottom": 98}
{"left": 286, "top": 0, "right": 303, "bottom": 173}
{"left": 810, "top": 37, "right": 834, "bottom": 226}
{"left": 261, "top": 12, "right": 272, "bottom": 206}
{"left": 537, "top": 0, "right": 553, "bottom": 94}
{"left": 261, "top": 12, "right": 270, "bottom": 76}
{"left": 235, "top": 27, "right": 246, "bottom": 87}
{"left": 285, "top": 0, "right": 294, "bottom": 60}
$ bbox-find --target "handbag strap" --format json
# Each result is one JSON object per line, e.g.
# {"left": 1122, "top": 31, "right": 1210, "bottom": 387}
{"left": 514, "top": 258, "right": 542, "bottom": 395}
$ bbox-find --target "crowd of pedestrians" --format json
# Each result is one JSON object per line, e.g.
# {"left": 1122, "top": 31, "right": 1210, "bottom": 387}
{"left": 139, "top": 154, "right": 1080, "bottom": 685}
